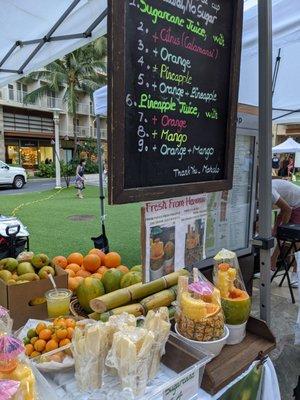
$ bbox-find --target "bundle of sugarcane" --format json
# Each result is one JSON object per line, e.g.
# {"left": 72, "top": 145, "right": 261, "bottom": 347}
{"left": 90, "top": 269, "right": 188, "bottom": 313}
{"left": 89, "top": 287, "right": 177, "bottom": 322}
{"left": 105, "top": 326, "right": 155, "bottom": 397}
{"left": 72, "top": 322, "right": 110, "bottom": 391}
{"left": 106, "top": 312, "right": 136, "bottom": 347}
{"left": 143, "top": 307, "right": 171, "bottom": 380}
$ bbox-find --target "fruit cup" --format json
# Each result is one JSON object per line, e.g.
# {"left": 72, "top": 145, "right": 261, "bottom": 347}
{"left": 45, "top": 289, "right": 72, "bottom": 318}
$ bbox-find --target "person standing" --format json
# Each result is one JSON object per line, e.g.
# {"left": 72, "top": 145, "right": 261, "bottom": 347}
{"left": 272, "top": 153, "right": 280, "bottom": 175}
{"left": 75, "top": 160, "right": 86, "bottom": 199}
{"left": 272, "top": 178, "right": 300, "bottom": 287}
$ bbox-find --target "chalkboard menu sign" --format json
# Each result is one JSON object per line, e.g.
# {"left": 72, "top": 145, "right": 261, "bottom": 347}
{"left": 108, "top": 0, "right": 243, "bottom": 204}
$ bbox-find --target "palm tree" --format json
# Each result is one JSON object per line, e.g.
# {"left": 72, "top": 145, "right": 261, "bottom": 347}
{"left": 23, "top": 37, "right": 107, "bottom": 154}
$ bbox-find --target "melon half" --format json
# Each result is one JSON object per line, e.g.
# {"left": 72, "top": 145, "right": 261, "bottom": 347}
{"left": 221, "top": 288, "right": 251, "bottom": 325}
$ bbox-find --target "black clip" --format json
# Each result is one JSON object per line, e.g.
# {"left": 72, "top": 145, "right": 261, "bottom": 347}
{"left": 252, "top": 235, "right": 275, "bottom": 250}
{"left": 256, "top": 351, "right": 268, "bottom": 369}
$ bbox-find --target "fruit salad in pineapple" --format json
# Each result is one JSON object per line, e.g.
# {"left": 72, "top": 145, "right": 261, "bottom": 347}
{"left": 215, "top": 263, "right": 251, "bottom": 325}
{"left": 177, "top": 275, "right": 224, "bottom": 342}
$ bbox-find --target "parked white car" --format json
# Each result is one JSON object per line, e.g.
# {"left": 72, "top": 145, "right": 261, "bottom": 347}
{"left": 0, "top": 160, "right": 27, "bottom": 189}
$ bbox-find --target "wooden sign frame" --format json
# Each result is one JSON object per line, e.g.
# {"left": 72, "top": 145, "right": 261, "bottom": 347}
{"left": 108, "top": 0, "right": 244, "bottom": 204}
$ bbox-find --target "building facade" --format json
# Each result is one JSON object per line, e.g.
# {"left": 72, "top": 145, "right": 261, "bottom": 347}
{"left": 0, "top": 79, "right": 107, "bottom": 169}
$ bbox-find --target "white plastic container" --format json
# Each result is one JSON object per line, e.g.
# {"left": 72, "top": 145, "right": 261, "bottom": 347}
{"left": 226, "top": 322, "right": 247, "bottom": 345}
{"left": 175, "top": 324, "right": 229, "bottom": 358}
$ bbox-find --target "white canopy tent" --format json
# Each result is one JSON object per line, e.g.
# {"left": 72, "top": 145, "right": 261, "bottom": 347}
{"left": 272, "top": 138, "right": 300, "bottom": 153}
{"left": 0, "top": 0, "right": 107, "bottom": 88}
{"left": 240, "top": 0, "right": 300, "bottom": 122}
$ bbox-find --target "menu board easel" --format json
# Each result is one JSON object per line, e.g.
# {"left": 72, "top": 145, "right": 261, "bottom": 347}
{"left": 108, "top": 0, "right": 243, "bottom": 204}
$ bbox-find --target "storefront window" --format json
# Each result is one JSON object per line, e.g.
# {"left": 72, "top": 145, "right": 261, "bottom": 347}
{"left": 39, "top": 146, "right": 53, "bottom": 163}
{"left": 6, "top": 145, "right": 20, "bottom": 165}
{"left": 63, "top": 149, "right": 73, "bottom": 163}
{"left": 20, "top": 147, "right": 38, "bottom": 168}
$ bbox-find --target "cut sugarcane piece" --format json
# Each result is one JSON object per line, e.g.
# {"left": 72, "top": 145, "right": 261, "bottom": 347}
{"left": 89, "top": 303, "right": 145, "bottom": 322}
{"left": 140, "top": 286, "right": 177, "bottom": 313}
{"left": 106, "top": 326, "right": 155, "bottom": 397}
{"left": 144, "top": 307, "right": 171, "bottom": 379}
{"left": 72, "top": 322, "right": 110, "bottom": 391}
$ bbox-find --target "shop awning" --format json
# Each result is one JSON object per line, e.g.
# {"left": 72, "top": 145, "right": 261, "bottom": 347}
{"left": 240, "top": 0, "right": 300, "bottom": 121}
{"left": 0, "top": 0, "right": 107, "bottom": 88}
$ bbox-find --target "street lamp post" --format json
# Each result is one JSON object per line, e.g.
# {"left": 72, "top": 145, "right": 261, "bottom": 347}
{"left": 53, "top": 108, "right": 62, "bottom": 189}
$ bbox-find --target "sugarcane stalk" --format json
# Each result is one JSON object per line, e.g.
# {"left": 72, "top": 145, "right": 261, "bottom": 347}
{"left": 130, "top": 269, "right": 188, "bottom": 301}
{"left": 140, "top": 286, "right": 177, "bottom": 314}
{"left": 89, "top": 283, "right": 142, "bottom": 313}
{"left": 90, "top": 270, "right": 188, "bottom": 313}
{"left": 89, "top": 304, "right": 145, "bottom": 322}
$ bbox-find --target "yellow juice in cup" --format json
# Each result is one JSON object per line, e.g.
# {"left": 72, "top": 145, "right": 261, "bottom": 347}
{"left": 45, "top": 289, "right": 72, "bottom": 318}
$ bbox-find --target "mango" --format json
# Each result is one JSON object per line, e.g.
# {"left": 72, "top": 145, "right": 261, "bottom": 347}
{"left": 17, "top": 251, "right": 34, "bottom": 263}
{"left": 31, "top": 254, "right": 49, "bottom": 269}
{"left": 0, "top": 270, "right": 13, "bottom": 283}
{"left": 17, "top": 262, "right": 34, "bottom": 275}
{"left": 0, "top": 258, "right": 18, "bottom": 272}
{"left": 16, "top": 273, "right": 39, "bottom": 282}
{"left": 38, "top": 266, "right": 55, "bottom": 279}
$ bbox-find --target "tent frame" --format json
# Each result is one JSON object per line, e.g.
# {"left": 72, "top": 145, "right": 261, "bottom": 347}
{"left": 0, "top": 0, "right": 107, "bottom": 75}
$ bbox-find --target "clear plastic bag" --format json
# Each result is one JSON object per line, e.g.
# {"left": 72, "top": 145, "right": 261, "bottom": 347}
{"left": 213, "top": 249, "right": 251, "bottom": 325}
{"left": 105, "top": 326, "right": 155, "bottom": 397}
{"left": 0, "top": 306, "right": 13, "bottom": 335}
{"left": 143, "top": 307, "right": 171, "bottom": 380}
{"left": 176, "top": 269, "right": 225, "bottom": 342}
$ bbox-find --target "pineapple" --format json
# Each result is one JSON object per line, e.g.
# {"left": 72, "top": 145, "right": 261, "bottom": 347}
{"left": 177, "top": 291, "right": 224, "bottom": 342}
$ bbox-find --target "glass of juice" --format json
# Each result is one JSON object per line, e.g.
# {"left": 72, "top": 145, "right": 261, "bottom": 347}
{"left": 45, "top": 289, "right": 72, "bottom": 318}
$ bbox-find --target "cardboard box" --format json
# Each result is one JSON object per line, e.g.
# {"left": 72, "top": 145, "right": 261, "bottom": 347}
{"left": 0, "top": 267, "right": 68, "bottom": 329}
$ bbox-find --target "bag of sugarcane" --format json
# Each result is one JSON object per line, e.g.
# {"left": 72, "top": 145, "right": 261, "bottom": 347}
{"left": 143, "top": 307, "right": 171, "bottom": 380}
{"left": 105, "top": 325, "right": 155, "bottom": 397}
{"left": 176, "top": 268, "right": 224, "bottom": 342}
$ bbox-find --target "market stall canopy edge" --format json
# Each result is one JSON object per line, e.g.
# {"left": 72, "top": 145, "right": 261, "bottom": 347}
{"left": 0, "top": 0, "right": 107, "bottom": 88}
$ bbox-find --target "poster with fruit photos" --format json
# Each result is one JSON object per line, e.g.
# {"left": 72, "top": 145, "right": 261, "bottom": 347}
{"left": 143, "top": 194, "right": 207, "bottom": 282}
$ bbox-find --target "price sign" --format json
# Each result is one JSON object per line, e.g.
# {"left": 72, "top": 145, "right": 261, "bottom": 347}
{"left": 163, "top": 369, "right": 199, "bottom": 400}
{"left": 108, "top": 0, "right": 243, "bottom": 204}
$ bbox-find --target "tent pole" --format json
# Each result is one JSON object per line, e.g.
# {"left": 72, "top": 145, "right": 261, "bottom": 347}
{"left": 96, "top": 116, "right": 105, "bottom": 226}
{"left": 258, "top": 0, "right": 273, "bottom": 325}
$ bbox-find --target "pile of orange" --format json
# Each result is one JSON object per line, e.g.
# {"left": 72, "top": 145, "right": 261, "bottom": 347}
{"left": 52, "top": 249, "right": 126, "bottom": 292}
{"left": 24, "top": 317, "right": 76, "bottom": 359}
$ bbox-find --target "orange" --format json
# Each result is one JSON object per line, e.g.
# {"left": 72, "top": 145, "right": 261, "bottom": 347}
{"left": 30, "top": 337, "right": 38, "bottom": 345}
{"left": 68, "top": 277, "right": 79, "bottom": 292}
{"left": 34, "top": 339, "right": 46, "bottom": 352}
{"left": 97, "top": 266, "right": 108, "bottom": 275}
{"left": 82, "top": 254, "right": 101, "bottom": 273}
{"left": 25, "top": 344, "right": 34, "bottom": 356}
{"left": 65, "top": 269, "right": 76, "bottom": 278}
{"left": 31, "top": 351, "right": 41, "bottom": 358}
{"left": 59, "top": 338, "right": 71, "bottom": 347}
{"left": 36, "top": 322, "right": 47, "bottom": 335}
{"left": 67, "top": 263, "right": 81, "bottom": 273}
{"left": 67, "top": 327, "right": 74, "bottom": 339}
{"left": 117, "top": 265, "right": 129, "bottom": 274}
{"left": 56, "top": 329, "right": 68, "bottom": 340}
{"left": 67, "top": 252, "right": 84, "bottom": 266}
{"left": 76, "top": 269, "right": 91, "bottom": 278}
{"left": 52, "top": 256, "right": 68, "bottom": 270}
{"left": 89, "top": 249, "right": 106, "bottom": 265}
{"left": 45, "top": 339, "right": 59, "bottom": 352}
{"left": 92, "top": 273, "right": 103, "bottom": 280}
{"left": 39, "top": 329, "right": 52, "bottom": 341}
{"left": 104, "top": 252, "right": 121, "bottom": 268}
{"left": 65, "top": 318, "right": 76, "bottom": 328}
{"left": 51, "top": 334, "right": 59, "bottom": 343}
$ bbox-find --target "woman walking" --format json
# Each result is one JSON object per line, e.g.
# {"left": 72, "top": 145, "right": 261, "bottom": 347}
{"left": 75, "top": 160, "right": 86, "bottom": 199}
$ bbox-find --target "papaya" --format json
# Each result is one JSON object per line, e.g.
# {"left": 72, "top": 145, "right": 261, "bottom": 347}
{"left": 120, "top": 271, "right": 142, "bottom": 288}
{"left": 77, "top": 277, "right": 105, "bottom": 313}
{"left": 221, "top": 289, "right": 251, "bottom": 325}
{"left": 101, "top": 268, "right": 123, "bottom": 293}
{"left": 131, "top": 265, "right": 142, "bottom": 273}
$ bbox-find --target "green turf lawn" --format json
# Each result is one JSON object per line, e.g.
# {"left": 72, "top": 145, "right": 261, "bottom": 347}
{"left": 0, "top": 186, "right": 141, "bottom": 267}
